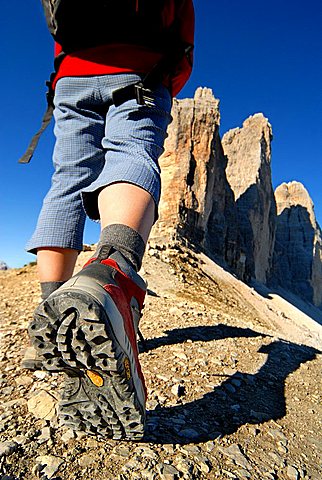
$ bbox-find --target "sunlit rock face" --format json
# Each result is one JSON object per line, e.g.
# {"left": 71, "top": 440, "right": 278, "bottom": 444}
{"left": 151, "top": 87, "right": 239, "bottom": 267}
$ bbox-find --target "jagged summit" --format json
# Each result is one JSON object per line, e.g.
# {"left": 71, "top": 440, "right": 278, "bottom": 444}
{"left": 151, "top": 89, "right": 322, "bottom": 309}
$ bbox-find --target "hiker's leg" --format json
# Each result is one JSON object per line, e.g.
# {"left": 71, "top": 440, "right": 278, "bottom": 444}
{"left": 36, "top": 183, "right": 155, "bottom": 284}
{"left": 26, "top": 77, "right": 106, "bottom": 285}
{"left": 37, "top": 247, "right": 79, "bottom": 282}
{"left": 98, "top": 183, "right": 155, "bottom": 244}
{"left": 27, "top": 74, "right": 172, "bottom": 438}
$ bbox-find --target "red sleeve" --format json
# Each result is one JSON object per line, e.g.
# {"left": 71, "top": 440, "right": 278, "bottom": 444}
{"left": 55, "top": 42, "right": 63, "bottom": 56}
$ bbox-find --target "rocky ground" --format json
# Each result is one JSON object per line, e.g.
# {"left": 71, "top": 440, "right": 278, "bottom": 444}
{"left": 0, "top": 244, "right": 321, "bottom": 480}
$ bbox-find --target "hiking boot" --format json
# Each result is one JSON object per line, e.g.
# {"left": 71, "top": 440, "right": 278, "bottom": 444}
{"left": 28, "top": 252, "right": 147, "bottom": 440}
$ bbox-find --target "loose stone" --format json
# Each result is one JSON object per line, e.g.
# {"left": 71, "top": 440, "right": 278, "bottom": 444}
{"left": 224, "top": 383, "right": 237, "bottom": 394}
{"left": 60, "top": 429, "right": 76, "bottom": 443}
{"left": 268, "top": 428, "right": 288, "bottom": 445}
{"left": 178, "top": 428, "right": 200, "bottom": 440}
{"left": 0, "top": 441, "right": 18, "bottom": 457}
{"left": 286, "top": 465, "right": 300, "bottom": 480}
{"left": 35, "top": 455, "right": 64, "bottom": 479}
{"left": 78, "top": 453, "right": 97, "bottom": 467}
{"left": 27, "top": 390, "right": 57, "bottom": 421}
{"left": 157, "top": 463, "right": 180, "bottom": 480}
{"left": 219, "top": 444, "right": 252, "bottom": 470}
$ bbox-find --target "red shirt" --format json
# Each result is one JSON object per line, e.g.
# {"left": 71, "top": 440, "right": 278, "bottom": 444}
{"left": 53, "top": 0, "right": 194, "bottom": 97}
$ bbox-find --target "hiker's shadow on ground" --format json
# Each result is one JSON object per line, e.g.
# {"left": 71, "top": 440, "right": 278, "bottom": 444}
{"left": 139, "top": 323, "right": 265, "bottom": 352}
{"left": 142, "top": 325, "right": 320, "bottom": 445}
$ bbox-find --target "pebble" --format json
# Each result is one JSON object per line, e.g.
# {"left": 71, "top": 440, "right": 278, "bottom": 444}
{"left": 169, "top": 307, "right": 185, "bottom": 316}
{"left": 286, "top": 465, "right": 299, "bottom": 480}
{"left": 178, "top": 428, "right": 200, "bottom": 440}
{"left": 61, "top": 429, "right": 76, "bottom": 443}
{"left": 175, "top": 458, "right": 193, "bottom": 474}
{"left": 267, "top": 451, "right": 284, "bottom": 468}
{"left": 12, "top": 434, "right": 28, "bottom": 445}
{"left": 1, "top": 386, "right": 14, "bottom": 395}
{"left": 0, "top": 441, "right": 18, "bottom": 457}
{"left": 236, "top": 468, "right": 252, "bottom": 478}
{"left": 250, "top": 410, "right": 270, "bottom": 422}
{"left": 115, "top": 445, "right": 131, "bottom": 457}
{"left": 140, "top": 447, "right": 159, "bottom": 461}
{"left": 0, "top": 412, "right": 12, "bottom": 421}
{"left": 268, "top": 428, "right": 288, "bottom": 445}
{"left": 204, "top": 440, "right": 215, "bottom": 452}
{"left": 180, "top": 445, "right": 201, "bottom": 455}
{"left": 248, "top": 426, "right": 260, "bottom": 436}
{"left": 171, "top": 384, "right": 185, "bottom": 397}
{"left": 196, "top": 455, "right": 211, "bottom": 474}
{"left": 122, "top": 458, "right": 142, "bottom": 470}
{"left": 156, "top": 374, "right": 170, "bottom": 382}
{"left": 33, "top": 371, "right": 49, "bottom": 380}
{"left": 277, "top": 444, "right": 288, "bottom": 454}
{"left": 75, "top": 430, "right": 87, "bottom": 440}
{"left": 224, "top": 383, "right": 237, "bottom": 394}
{"left": 37, "top": 426, "right": 52, "bottom": 443}
{"left": 35, "top": 455, "right": 64, "bottom": 479}
{"left": 162, "top": 445, "right": 175, "bottom": 455}
{"left": 263, "top": 473, "right": 276, "bottom": 480}
{"left": 221, "top": 469, "right": 238, "bottom": 479}
{"left": 173, "top": 351, "right": 188, "bottom": 361}
{"left": 157, "top": 463, "right": 180, "bottom": 480}
{"left": 2, "top": 398, "right": 27, "bottom": 409}
{"left": 14, "top": 375, "right": 33, "bottom": 387}
{"left": 223, "top": 367, "right": 237, "bottom": 376}
{"left": 78, "top": 453, "right": 97, "bottom": 467}
{"left": 219, "top": 444, "right": 251, "bottom": 470}
{"left": 141, "top": 468, "right": 157, "bottom": 480}
{"left": 27, "top": 390, "right": 56, "bottom": 421}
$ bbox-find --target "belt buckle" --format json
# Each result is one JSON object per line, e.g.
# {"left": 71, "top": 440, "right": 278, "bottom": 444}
{"left": 134, "top": 83, "right": 155, "bottom": 107}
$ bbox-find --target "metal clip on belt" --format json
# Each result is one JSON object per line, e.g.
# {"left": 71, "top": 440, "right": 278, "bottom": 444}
{"left": 112, "top": 82, "right": 155, "bottom": 107}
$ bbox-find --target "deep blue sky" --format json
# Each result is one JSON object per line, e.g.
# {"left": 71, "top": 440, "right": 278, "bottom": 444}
{"left": 1, "top": 1, "right": 322, "bottom": 267}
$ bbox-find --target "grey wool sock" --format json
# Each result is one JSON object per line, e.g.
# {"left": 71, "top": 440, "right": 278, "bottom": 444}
{"left": 40, "top": 281, "right": 65, "bottom": 300}
{"left": 95, "top": 224, "right": 146, "bottom": 272}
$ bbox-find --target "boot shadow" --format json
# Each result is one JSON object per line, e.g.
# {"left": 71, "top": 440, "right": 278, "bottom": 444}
{"left": 139, "top": 323, "right": 266, "bottom": 353}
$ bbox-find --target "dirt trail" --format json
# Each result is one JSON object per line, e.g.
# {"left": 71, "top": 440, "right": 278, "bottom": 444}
{"left": 0, "top": 245, "right": 321, "bottom": 479}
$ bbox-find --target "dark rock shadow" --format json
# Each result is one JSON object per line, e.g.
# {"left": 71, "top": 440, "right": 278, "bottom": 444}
{"left": 144, "top": 337, "right": 320, "bottom": 444}
{"left": 266, "top": 204, "right": 322, "bottom": 321}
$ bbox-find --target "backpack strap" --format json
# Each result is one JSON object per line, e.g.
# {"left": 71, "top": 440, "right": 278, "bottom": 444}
{"left": 18, "top": 54, "right": 66, "bottom": 164}
{"left": 18, "top": 82, "right": 54, "bottom": 164}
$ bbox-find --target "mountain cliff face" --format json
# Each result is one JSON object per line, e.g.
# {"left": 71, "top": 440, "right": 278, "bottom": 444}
{"left": 151, "top": 88, "right": 321, "bottom": 309}
{"left": 151, "top": 87, "right": 239, "bottom": 267}
{"left": 222, "top": 114, "right": 276, "bottom": 284}
{"left": 272, "top": 182, "right": 322, "bottom": 308}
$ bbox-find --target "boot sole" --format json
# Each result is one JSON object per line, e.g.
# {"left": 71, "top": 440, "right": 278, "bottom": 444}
{"left": 29, "top": 289, "right": 145, "bottom": 440}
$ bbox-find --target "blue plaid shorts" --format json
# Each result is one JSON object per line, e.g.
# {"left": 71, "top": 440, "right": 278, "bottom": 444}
{"left": 26, "top": 74, "right": 172, "bottom": 253}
